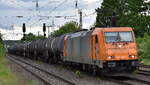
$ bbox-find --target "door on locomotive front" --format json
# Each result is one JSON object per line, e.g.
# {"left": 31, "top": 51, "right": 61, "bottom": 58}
{"left": 92, "top": 35, "right": 100, "bottom": 59}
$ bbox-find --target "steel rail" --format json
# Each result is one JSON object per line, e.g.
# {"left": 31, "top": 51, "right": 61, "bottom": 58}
{"left": 7, "top": 55, "right": 75, "bottom": 85}
{"left": 7, "top": 56, "right": 51, "bottom": 85}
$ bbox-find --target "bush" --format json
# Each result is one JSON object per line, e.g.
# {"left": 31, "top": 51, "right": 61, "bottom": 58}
{"left": 137, "top": 33, "right": 150, "bottom": 64}
{"left": 0, "top": 39, "right": 5, "bottom": 57}
{"left": 75, "top": 70, "right": 81, "bottom": 78}
{"left": 51, "top": 21, "right": 79, "bottom": 37}
{"left": 21, "top": 33, "right": 45, "bottom": 42}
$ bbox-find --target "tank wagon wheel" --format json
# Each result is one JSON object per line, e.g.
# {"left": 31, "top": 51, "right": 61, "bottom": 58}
{"left": 23, "top": 52, "right": 26, "bottom": 57}
{"left": 33, "top": 51, "right": 37, "bottom": 60}
{"left": 77, "top": 63, "right": 83, "bottom": 71}
{"left": 48, "top": 57, "right": 52, "bottom": 64}
{"left": 82, "top": 64, "right": 86, "bottom": 71}
{"left": 58, "top": 54, "right": 63, "bottom": 64}
{"left": 27, "top": 51, "right": 30, "bottom": 58}
{"left": 40, "top": 55, "right": 44, "bottom": 62}
{"left": 52, "top": 55, "right": 58, "bottom": 64}
{"left": 47, "top": 54, "right": 56, "bottom": 64}
{"left": 27, "top": 52, "right": 30, "bottom": 58}
{"left": 47, "top": 53, "right": 52, "bottom": 64}
{"left": 36, "top": 53, "right": 39, "bottom": 60}
{"left": 44, "top": 50, "right": 49, "bottom": 63}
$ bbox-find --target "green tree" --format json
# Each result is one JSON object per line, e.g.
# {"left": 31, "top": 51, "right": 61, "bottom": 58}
{"left": 21, "top": 33, "right": 44, "bottom": 42}
{"left": 96, "top": 0, "right": 150, "bottom": 37}
{"left": 0, "top": 33, "right": 5, "bottom": 57}
{"left": 51, "top": 21, "right": 79, "bottom": 37}
{"left": 137, "top": 33, "right": 150, "bottom": 64}
{"left": 0, "top": 33, "right": 2, "bottom": 42}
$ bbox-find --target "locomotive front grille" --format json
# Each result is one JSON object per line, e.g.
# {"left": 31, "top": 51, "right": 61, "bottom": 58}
{"left": 107, "top": 62, "right": 116, "bottom": 67}
{"left": 106, "top": 60, "right": 139, "bottom": 68}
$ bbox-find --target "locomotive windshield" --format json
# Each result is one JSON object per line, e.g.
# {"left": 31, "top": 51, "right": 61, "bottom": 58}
{"left": 105, "top": 31, "right": 133, "bottom": 43}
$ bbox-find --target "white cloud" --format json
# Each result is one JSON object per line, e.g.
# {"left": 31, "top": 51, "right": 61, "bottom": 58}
{"left": 0, "top": 26, "right": 59, "bottom": 40}
{"left": 0, "top": 0, "right": 103, "bottom": 40}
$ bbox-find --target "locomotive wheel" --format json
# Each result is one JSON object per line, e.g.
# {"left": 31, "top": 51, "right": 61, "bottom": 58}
{"left": 23, "top": 52, "right": 25, "bottom": 57}
{"left": 92, "top": 69, "right": 97, "bottom": 75}
{"left": 82, "top": 64, "right": 86, "bottom": 71}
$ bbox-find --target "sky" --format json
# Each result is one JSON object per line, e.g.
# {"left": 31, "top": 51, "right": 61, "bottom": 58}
{"left": 0, "top": 0, "right": 103, "bottom": 40}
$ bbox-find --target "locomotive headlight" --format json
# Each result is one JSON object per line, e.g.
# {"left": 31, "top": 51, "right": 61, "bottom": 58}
{"left": 118, "top": 45, "right": 122, "bottom": 48}
{"left": 108, "top": 56, "right": 111, "bottom": 59}
{"left": 108, "top": 56, "right": 113, "bottom": 59}
{"left": 131, "top": 56, "right": 135, "bottom": 58}
{"left": 129, "top": 55, "right": 135, "bottom": 58}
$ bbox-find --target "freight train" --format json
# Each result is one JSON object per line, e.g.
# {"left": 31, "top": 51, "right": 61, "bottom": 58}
{"left": 8, "top": 27, "right": 140, "bottom": 74}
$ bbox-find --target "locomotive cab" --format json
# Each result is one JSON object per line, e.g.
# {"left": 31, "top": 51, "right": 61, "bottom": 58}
{"left": 92, "top": 27, "right": 139, "bottom": 73}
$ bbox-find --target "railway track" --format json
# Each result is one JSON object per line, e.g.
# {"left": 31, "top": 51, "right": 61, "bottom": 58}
{"left": 137, "top": 70, "right": 150, "bottom": 76}
{"left": 137, "top": 64, "right": 150, "bottom": 76}
{"left": 102, "top": 76, "right": 133, "bottom": 85}
{"left": 104, "top": 75, "right": 150, "bottom": 85}
{"left": 7, "top": 55, "right": 76, "bottom": 85}
{"left": 139, "top": 65, "right": 150, "bottom": 71}
{"left": 124, "top": 75, "right": 150, "bottom": 85}
{"left": 140, "top": 65, "right": 150, "bottom": 68}
{"left": 103, "top": 65, "right": 150, "bottom": 85}
{"left": 7, "top": 55, "right": 150, "bottom": 85}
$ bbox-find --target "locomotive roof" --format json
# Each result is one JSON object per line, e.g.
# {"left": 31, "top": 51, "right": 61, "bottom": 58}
{"left": 68, "top": 30, "right": 92, "bottom": 38}
{"left": 92, "top": 27, "right": 133, "bottom": 35}
{"left": 67, "top": 27, "right": 133, "bottom": 38}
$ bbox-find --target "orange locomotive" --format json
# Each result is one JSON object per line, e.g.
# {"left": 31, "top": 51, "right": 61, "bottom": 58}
{"left": 63, "top": 27, "right": 139, "bottom": 73}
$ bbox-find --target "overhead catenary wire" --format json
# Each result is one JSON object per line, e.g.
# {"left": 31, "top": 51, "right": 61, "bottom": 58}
{"left": 83, "top": 11, "right": 96, "bottom": 17}
{"left": 0, "top": 0, "right": 35, "bottom": 27}
{"left": 0, "top": 0, "right": 71, "bottom": 29}
{"left": 28, "top": 0, "right": 60, "bottom": 23}
{"left": 31, "top": 0, "right": 69, "bottom": 26}
{"left": 30, "top": 15, "right": 75, "bottom": 26}
{"left": 1, "top": 0, "right": 97, "bottom": 30}
{"left": 26, "top": 0, "right": 93, "bottom": 27}
{"left": 9, "top": 0, "right": 34, "bottom": 11}
{"left": 48, "top": 0, "right": 68, "bottom": 15}
{"left": 5, "top": 0, "right": 39, "bottom": 24}
{"left": 39, "top": 0, "right": 59, "bottom": 10}
{"left": 2, "top": 0, "right": 76, "bottom": 26}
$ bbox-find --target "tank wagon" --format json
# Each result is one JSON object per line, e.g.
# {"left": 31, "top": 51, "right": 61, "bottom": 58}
{"left": 8, "top": 27, "right": 140, "bottom": 74}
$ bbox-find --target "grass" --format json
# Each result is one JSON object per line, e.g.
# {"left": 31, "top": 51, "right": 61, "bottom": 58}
{"left": 0, "top": 41, "right": 35, "bottom": 85}
{"left": 75, "top": 70, "right": 82, "bottom": 78}
{"left": 26, "top": 80, "right": 35, "bottom": 85}
{"left": 0, "top": 42, "right": 5, "bottom": 57}
{"left": 36, "top": 60, "right": 43, "bottom": 64}
{"left": 0, "top": 57, "right": 35, "bottom": 85}
{"left": 142, "top": 58, "right": 150, "bottom": 65}
{"left": 0, "top": 57, "right": 19, "bottom": 85}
